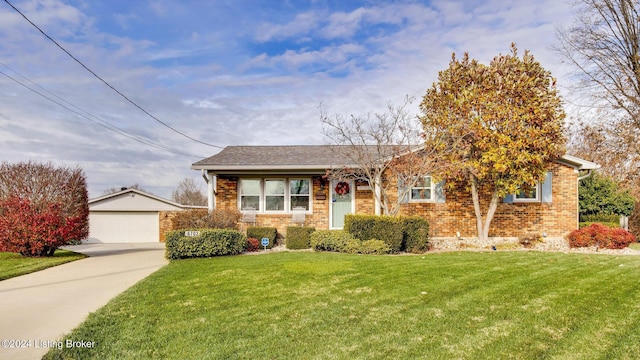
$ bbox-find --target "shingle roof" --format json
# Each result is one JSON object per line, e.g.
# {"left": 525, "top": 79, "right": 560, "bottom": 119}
{"left": 191, "top": 145, "right": 385, "bottom": 171}
{"left": 192, "top": 145, "right": 600, "bottom": 173}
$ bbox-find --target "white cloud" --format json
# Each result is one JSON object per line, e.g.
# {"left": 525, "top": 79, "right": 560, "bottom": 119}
{"left": 0, "top": 0, "right": 583, "bottom": 199}
{"left": 255, "top": 11, "right": 321, "bottom": 42}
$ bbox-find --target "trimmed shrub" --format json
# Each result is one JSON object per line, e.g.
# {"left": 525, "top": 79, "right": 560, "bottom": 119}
{"left": 359, "top": 239, "right": 392, "bottom": 255}
{"left": 247, "top": 227, "right": 277, "bottom": 249}
{"left": 310, "top": 231, "right": 391, "bottom": 255}
{"left": 245, "top": 237, "right": 260, "bottom": 252}
{"left": 344, "top": 214, "right": 404, "bottom": 253}
{"left": 567, "top": 223, "right": 636, "bottom": 249}
{"left": 286, "top": 226, "right": 315, "bottom": 250}
{"left": 166, "top": 229, "right": 245, "bottom": 260}
{"left": 342, "top": 238, "right": 364, "bottom": 254}
{"left": 171, "top": 208, "right": 241, "bottom": 230}
{"left": 402, "top": 216, "right": 430, "bottom": 253}
{"left": 310, "top": 230, "right": 354, "bottom": 252}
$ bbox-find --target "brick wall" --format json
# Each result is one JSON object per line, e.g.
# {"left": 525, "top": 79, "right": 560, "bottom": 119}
{"left": 223, "top": 176, "right": 332, "bottom": 236}
{"left": 214, "top": 162, "right": 578, "bottom": 239}
{"left": 397, "top": 163, "right": 578, "bottom": 238}
{"left": 158, "top": 210, "right": 179, "bottom": 242}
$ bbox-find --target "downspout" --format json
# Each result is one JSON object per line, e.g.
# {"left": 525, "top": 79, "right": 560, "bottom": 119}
{"left": 576, "top": 168, "right": 594, "bottom": 230}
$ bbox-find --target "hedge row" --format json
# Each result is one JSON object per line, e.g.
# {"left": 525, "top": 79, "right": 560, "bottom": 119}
{"left": 166, "top": 229, "right": 245, "bottom": 260}
{"left": 310, "top": 230, "right": 391, "bottom": 255}
{"left": 343, "top": 214, "right": 430, "bottom": 253}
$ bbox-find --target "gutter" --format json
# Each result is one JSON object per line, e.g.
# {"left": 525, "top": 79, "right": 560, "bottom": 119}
{"left": 577, "top": 169, "right": 595, "bottom": 181}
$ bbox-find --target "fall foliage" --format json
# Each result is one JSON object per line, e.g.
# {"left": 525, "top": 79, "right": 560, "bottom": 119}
{"left": 419, "top": 44, "right": 566, "bottom": 241}
{"left": 0, "top": 161, "right": 89, "bottom": 256}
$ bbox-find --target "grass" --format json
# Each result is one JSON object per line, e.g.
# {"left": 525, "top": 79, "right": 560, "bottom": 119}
{"left": 44, "top": 251, "right": 640, "bottom": 359}
{"left": 0, "top": 250, "right": 86, "bottom": 281}
{"left": 629, "top": 242, "right": 640, "bottom": 251}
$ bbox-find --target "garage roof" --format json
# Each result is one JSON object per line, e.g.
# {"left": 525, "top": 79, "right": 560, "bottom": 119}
{"left": 89, "top": 188, "right": 202, "bottom": 211}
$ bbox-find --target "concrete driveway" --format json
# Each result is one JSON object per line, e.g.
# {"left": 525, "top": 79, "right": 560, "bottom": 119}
{"left": 0, "top": 243, "right": 168, "bottom": 360}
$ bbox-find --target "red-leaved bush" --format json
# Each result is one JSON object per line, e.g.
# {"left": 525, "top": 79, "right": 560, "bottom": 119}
{"left": 567, "top": 223, "right": 636, "bottom": 249}
{"left": 0, "top": 197, "right": 85, "bottom": 257}
{"left": 245, "top": 237, "right": 260, "bottom": 252}
{"left": 0, "top": 162, "right": 89, "bottom": 256}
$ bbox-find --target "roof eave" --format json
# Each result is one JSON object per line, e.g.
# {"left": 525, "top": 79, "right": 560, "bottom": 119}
{"left": 89, "top": 188, "right": 188, "bottom": 208}
{"left": 557, "top": 155, "right": 600, "bottom": 170}
{"left": 191, "top": 164, "right": 362, "bottom": 172}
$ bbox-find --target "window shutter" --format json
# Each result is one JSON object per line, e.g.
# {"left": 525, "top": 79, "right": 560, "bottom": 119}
{"left": 398, "top": 179, "right": 409, "bottom": 204}
{"left": 435, "top": 180, "right": 446, "bottom": 203}
{"left": 503, "top": 194, "right": 514, "bottom": 203}
{"left": 541, "top": 171, "right": 553, "bottom": 203}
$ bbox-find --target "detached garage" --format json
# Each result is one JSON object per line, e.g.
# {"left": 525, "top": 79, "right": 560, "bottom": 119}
{"left": 88, "top": 188, "right": 196, "bottom": 243}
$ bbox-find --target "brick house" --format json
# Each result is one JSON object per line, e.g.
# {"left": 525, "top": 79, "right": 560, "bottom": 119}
{"left": 192, "top": 145, "right": 598, "bottom": 240}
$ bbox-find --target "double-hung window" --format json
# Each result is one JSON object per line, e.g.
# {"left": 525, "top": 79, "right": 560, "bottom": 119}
{"left": 411, "top": 176, "right": 433, "bottom": 201}
{"left": 239, "top": 179, "right": 260, "bottom": 210}
{"left": 289, "top": 179, "right": 310, "bottom": 210}
{"left": 265, "top": 179, "right": 286, "bottom": 211}
{"left": 239, "top": 178, "right": 311, "bottom": 212}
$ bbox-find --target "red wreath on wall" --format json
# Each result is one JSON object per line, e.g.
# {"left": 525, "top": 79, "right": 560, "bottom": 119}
{"left": 335, "top": 181, "right": 350, "bottom": 196}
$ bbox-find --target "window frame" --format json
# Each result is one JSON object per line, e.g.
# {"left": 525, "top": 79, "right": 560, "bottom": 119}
{"left": 289, "top": 178, "right": 311, "bottom": 212}
{"left": 409, "top": 175, "right": 435, "bottom": 203}
{"left": 239, "top": 178, "right": 261, "bottom": 211}
{"left": 513, "top": 182, "right": 540, "bottom": 203}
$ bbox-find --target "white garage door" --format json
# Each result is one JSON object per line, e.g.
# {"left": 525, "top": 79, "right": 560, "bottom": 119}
{"left": 88, "top": 211, "right": 159, "bottom": 243}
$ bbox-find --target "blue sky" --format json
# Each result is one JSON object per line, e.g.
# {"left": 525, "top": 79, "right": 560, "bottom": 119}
{"left": 0, "top": 0, "right": 577, "bottom": 198}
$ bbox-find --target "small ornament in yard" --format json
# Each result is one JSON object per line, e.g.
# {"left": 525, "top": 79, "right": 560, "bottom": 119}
{"left": 335, "top": 181, "right": 350, "bottom": 196}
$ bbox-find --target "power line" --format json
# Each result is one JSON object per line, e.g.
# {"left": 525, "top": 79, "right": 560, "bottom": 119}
{"left": 4, "top": 0, "right": 224, "bottom": 149}
{"left": 0, "top": 63, "right": 201, "bottom": 158}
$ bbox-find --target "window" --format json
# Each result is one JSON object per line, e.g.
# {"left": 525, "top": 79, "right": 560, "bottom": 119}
{"left": 290, "top": 179, "right": 310, "bottom": 210}
{"left": 238, "top": 178, "right": 312, "bottom": 213}
{"left": 514, "top": 183, "right": 539, "bottom": 202}
{"left": 411, "top": 176, "right": 433, "bottom": 201}
{"left": 240, "top": 179, "right": 260, "bottom": 210}
{"left": 265, "top": 179, "right": 285, "bottom": 211}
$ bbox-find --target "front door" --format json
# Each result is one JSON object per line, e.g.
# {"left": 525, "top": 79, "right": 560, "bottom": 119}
{"left": 330, "top": 180, "right": 354, "bottom": 229}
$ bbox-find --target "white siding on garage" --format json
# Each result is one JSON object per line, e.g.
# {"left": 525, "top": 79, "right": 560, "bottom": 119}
{"left": 88, "top": 212, "right": 159, "bottom": 243}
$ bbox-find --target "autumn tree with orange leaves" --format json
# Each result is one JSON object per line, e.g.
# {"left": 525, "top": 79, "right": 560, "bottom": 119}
{"left": 419, "top": 44, "right": 566, "bottom": 241}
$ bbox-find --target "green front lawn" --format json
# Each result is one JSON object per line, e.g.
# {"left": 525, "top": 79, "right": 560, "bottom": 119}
{"left": 0, "top": 250, "right": 86, "bottom": 281}
{"left": 45, "top": 251, "right": 640, "bottom": 359}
